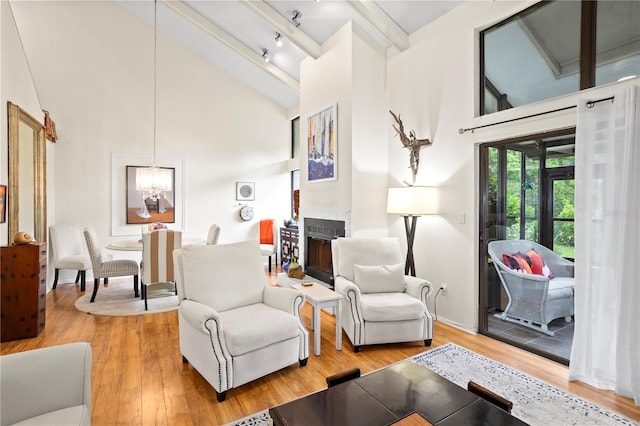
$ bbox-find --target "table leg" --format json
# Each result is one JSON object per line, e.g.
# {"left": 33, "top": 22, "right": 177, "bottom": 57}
{"left": 336, "top": 299, "right": 342, "bottom": 351}
{"left": 314, "top": 302, "right": 321, "bottom": 356}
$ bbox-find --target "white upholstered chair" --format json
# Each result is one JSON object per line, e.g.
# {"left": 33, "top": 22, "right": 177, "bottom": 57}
{"left": 173, "top": 240, "right": 309, "bottom": 402}
{"left": 206, "top": 224, "right": 220, "bottom": 245}
{"left": 0, "top": 342, "right": 92, "bottom": 426}
{"left": 488, "top": 239, "right": 574, "bottom": 336}
{"left": 83, "top": 228, "right": 139, "bottom": 303}
{"left": 259, "top": 219, "right": 278, "bottom": 272}
{"left": 331, "top": 237, "right": 433, "bottom": 352}
{"left": 141, "top": 229, "right": 182, "bottom": 311}
{"left": 49, "top": 225, "right": 92, "bottom": 291}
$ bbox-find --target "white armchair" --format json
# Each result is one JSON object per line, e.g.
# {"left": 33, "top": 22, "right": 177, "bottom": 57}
{"left": 488, "top": 239, "right": 574, "bottom": 336}
{"left": 331, "top": 237, "right": 433, "bottom": 352}
{"left": 173, "top": 240, "right": 309, "bottom": 402}
{"left": 1, "top": 342, "right": 92, "bottom": 426}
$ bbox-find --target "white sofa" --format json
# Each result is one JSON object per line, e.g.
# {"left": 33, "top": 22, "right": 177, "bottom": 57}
{"left": 1, "top": 342, "right": 92, "bottom": 426}
{"left": 173, "top": 241, "right": 309, "bottom": 402}
{"left": 331, "top": 237, "right": 433, "bottom": 352}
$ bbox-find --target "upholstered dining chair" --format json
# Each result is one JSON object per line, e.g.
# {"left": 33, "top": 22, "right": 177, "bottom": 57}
{"left": 206, "top": 224, "right": 220, "bottom": 245}
{"left": 173, "top": 240, "right": 309, "bottom": 402}
{"left": 49, "top": 225, "right": 92, "bottom": 291}
{"left": 83, "top": 228, "right": 139, "bottom": 303}
{"left": 141, "top": 229, "right": 182, "bottom": 310}
{"left": 259, "top": 219, "right": 278, "bottom": 272}
{"left": 332, "top": 237, "right": 433, "bottom": 352}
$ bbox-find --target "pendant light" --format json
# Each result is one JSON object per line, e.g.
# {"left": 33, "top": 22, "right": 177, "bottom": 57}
{"left": 136, "top": 0, "right": 172, "bottom": 201}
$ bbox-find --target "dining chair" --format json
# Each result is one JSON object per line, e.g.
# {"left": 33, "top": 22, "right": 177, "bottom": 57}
{"left": 49, "top": 225, "right": 92, "bottom": 291}
{"left": 326, "top": 367, "right": 361, "bottom": 387}
{"left": 467, "top": 380, "right": 513, "bottom": 413}
{"left": 206, "top": 224, "right": 220, "bottom": 245}
{"left": 259, "top": 219, "right": 277, "bottom": 272}
{"left": 83, "top": 227, "right": 139, "bottom": 303}
{"left": 141, "top": 229, "right": 182, "bottom": 310}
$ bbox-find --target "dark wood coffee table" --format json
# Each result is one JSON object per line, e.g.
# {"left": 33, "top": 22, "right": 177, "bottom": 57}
{"left": 269, "top": 360, "right": 528, "bottom": 426}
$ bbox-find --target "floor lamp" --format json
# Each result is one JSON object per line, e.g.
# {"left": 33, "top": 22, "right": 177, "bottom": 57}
{"left": 387, "top": 186, "right": 437, "bottom": 276}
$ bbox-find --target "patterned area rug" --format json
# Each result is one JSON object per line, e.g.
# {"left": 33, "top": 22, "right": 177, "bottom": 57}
{"left": 74, "top": 281, "right": 178, "bottom": 316}
{"left": 226, "top": 343, "right": 637, "bottom": 426}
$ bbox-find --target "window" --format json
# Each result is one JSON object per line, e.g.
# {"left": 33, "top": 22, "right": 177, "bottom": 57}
{"left": 291, "top": 117, "right": 300, "bottom": 219}
{"left": 480, "top": 0, "right": 640, "bottom": 115}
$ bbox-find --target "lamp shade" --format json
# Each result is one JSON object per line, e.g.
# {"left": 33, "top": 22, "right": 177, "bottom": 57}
{"left": 387, "top": 186, "right": 438, "bottom": 216}
{"left": 136, "top": 166, "right": 172, "bottom": 193}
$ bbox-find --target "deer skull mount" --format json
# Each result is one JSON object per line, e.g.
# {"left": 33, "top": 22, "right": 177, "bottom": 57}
{"left": 389, "top": 110, "right": 432, "bottom": 186}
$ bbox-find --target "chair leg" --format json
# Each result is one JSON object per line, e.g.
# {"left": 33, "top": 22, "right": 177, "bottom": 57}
{"left": 75, "top": 271, "right": 81, "bottom": 283}
{"left": 90, "top": 278, "right": 100, "bottom": 303}
{"left": 425, "top": 339, "right": 432, "bottom": 346}
{"left": 144, "top": 284, "right": 148, "bottom": 311}
{"left": 134, "top": 275, "right": 139, "bottom": 298}
{"left": 268, "top": 255, "right": 272, "bottom": 272}
{"left": 299, "top": 358, "right": 308, "bottom": 367}
{"left": 53, "top": 269, "right": 60, "bottom": 289}
{"left": 216, "top": 391, "right": 227, "bottom": 402}
{"left": 80, "top": 271, "right": 86, "bottom": 292}
{"left": 104, "top": 277, "right": 109, "bottom": 286}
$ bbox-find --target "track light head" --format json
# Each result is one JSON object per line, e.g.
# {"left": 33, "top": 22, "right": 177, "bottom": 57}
{"left": 275, "top": 32, "right": 283, "bottom": 47}
{"left": 291, "top": 10, "right": 301, "bottom": 27}
{"left": 261, "top": 48, "right": 270, "bottom": 63}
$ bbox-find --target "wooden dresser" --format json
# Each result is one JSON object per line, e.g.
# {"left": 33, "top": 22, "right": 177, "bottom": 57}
{"left": 1, "top": 243, "right": 47, "bottom": 342}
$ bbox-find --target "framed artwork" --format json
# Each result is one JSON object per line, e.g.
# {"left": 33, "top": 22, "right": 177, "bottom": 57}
{"left": 0, "top": 185, "right": 6, "bottom": 224}
{"left": 307, "top": 103, "right": 337, "bottom": 182}
{"left": 236, "top": 182, "right": 255, "bottom": 201}
{"left": 125, "top": 165, "right": 176, "bottom": 224}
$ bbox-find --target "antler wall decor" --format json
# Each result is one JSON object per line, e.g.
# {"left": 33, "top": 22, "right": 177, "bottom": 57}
{"left": 389, "top": 110, "right": 432, "bottom": 185}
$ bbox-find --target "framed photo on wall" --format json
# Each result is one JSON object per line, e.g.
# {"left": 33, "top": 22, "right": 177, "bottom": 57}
{"left": 307, "top": 103, "right": 337, "bottom": 183}
{"left": 236, "top": 182, "right": 255, "bottom": 201}
{"left": 125, "top": 165, "right": 176, "bottom": 224}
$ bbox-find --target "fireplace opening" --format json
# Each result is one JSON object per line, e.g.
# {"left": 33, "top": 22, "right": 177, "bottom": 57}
{"left": 304, "top": 218, "right": 345, "bottom": 288}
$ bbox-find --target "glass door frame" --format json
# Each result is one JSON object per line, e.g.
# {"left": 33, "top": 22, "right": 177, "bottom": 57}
{"left": 478, "top": 128, "right": 575, "bottom": 365}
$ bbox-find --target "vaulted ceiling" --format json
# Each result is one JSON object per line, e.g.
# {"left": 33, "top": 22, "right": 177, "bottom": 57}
{"left": 115, "top": 0, "right": 463, "bottom": 110}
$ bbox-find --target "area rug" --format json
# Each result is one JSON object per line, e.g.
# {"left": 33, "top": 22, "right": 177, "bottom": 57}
{"left": 226, "top": 343, "right": 637, "bottom": 426}
{"left": 74, "top": 281, "right": 178, "bottom": 316}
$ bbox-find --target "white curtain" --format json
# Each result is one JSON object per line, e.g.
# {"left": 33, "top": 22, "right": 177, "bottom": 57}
{"left": 570, "top": 85, "right": 640, "bottom": 405}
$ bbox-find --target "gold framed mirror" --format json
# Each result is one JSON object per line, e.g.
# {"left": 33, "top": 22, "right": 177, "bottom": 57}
{"left": 8, "top": 102, "right": 47, "bottom": 243}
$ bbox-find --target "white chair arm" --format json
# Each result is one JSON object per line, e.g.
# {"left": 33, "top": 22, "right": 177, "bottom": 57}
{"left": 263, "top": 285, "right": 305, "bottom": 316}
{"left": 335, "top": 275, "right": 363, "bottom": 320}
{"left": 0, "top": 342, "right": 92, "bottom": 426}
{"left": 546, "top": 257, "right": 574, "bottom": 277}
{"left": 404, "top": 275, "right": 432, "bottom": 304}
{"left": 179, "top": 299, "right": 222, "bottom": 335}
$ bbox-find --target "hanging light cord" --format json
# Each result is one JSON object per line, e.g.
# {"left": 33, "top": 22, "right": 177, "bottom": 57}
{"left": 153, "top": 0, "right": 158, "bottom": 168}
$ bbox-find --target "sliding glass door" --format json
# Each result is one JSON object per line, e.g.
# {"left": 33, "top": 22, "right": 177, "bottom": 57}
{"left": 479, "top": 129, "right": 575, "bottom": 365}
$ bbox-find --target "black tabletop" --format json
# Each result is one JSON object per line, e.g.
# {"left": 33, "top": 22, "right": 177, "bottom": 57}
{"left": 269, "top": 360, "right": 529, "bottom": 426}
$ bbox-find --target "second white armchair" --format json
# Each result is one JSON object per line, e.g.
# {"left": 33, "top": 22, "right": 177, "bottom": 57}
{"left": 332, "top": 237, "right": 433, "bottom": 352}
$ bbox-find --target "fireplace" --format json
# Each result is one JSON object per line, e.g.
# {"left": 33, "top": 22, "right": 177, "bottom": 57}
{"left": 304, "top": 218, "right": 345, "bottom": 288}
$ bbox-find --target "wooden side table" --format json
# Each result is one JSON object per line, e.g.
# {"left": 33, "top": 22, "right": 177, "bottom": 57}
{"left": 292, "top": 282, "right": 342, "bottom": 356}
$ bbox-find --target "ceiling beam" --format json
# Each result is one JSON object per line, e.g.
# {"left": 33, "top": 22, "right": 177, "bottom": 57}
{"left": 239, "top": 0, "right": 322, "bottom": 59}
{"left": 347, "top": 0, "right": 409, "bottom": 51}
{"left": 161, "top": 0, "right": 299, "bottom": 92}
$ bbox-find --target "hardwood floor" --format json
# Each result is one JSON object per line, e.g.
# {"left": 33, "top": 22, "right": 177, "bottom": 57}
{"left": 1, "top": 272, "right": 638, "bottom": 425}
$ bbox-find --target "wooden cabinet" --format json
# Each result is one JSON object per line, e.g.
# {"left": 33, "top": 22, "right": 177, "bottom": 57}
{"left": 280, "top": 227, "right": 299, "bottom": 266}
{"left": 1, "top": 243, "right": 47, "bottom": 342}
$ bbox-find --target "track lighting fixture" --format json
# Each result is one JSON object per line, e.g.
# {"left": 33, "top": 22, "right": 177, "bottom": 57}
{"left": 275, "top": 32, "right": 283, "bottom": 47}
{"left": 261, "top": 48, "right": 270, "bottom": 63}
{"left": 291, "top": 10, "right": 301, "bottom": 27}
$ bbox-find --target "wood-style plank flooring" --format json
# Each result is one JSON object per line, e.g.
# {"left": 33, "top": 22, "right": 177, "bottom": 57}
{"left": 1, "top": 272, "right": 638, "bottom": 425}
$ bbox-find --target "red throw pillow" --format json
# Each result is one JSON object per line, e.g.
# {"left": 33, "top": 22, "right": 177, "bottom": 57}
{"left": 502, "top": 252, "right": 532, "bottom": 274}
{"left": 526, "top": 249, "right": 544, "bottom": 275}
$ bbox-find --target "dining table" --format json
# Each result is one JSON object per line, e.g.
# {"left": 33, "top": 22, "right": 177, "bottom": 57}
{"left": 269, "top": 360, "right": 528, "bottom": 426}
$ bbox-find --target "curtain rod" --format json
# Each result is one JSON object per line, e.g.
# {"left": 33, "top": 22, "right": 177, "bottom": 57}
{"left": 458, "top": 95, "right": 615, "bottom": 134}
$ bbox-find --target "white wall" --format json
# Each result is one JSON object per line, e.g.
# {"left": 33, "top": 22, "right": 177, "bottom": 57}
{"left": 7, "top": 1, "right": 291, "bottom": 281}
{"left": 387, "top": 0, "right": 639, "bottom": 332}
{"left": 0, "top": 0, "right": 51, "bottom": 246}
